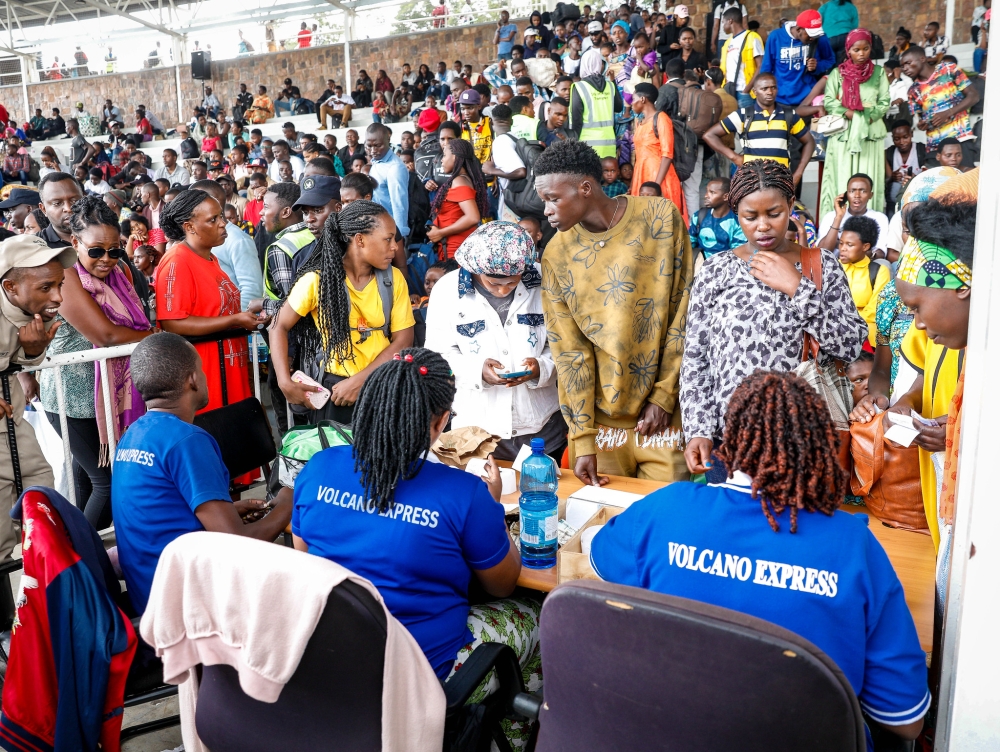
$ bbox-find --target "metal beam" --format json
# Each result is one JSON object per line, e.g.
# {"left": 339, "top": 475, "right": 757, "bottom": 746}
{"left": 73, "top": 0, "right": 182, "bottom": 37}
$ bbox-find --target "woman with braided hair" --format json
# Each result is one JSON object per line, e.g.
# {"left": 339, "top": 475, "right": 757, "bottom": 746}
{"left": 425, "top": 137, "right": 490, "bottom": 258}
{"left": 593, "top": 369, "right": 930, "bottom": 746}
{"left": 680, "top": 159, "right": 867, "bottom": 481}
{"left": 269, "top": 200, "right": 414, "bottom": 424}
{"left": 292, "top": 348, "right": 542, "bottom": 748}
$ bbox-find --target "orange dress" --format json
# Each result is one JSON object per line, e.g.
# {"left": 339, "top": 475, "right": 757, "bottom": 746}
{"left": 630, "top": 111, "right": 687, "bottom": 224}
{"left": 433, "top": 184, "right": 478, "bottom": 259}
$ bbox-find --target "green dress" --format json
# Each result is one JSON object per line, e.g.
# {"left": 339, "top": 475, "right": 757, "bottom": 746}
{"left": 820, "top": 66, "right": 890, "bottom": 217}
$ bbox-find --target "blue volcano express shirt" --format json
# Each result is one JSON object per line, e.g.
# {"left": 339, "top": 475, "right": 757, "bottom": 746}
{"left": 591, "top": 473, "right": 930, "bottom": 749}
{"left": 292, "top": 446, "right": 510, "bottom": 678}
{"left": 759, "top": 23, "right": 836, "bottom": 105}
{"left": 112, "top": 412, "right": 231, "bottom": 614}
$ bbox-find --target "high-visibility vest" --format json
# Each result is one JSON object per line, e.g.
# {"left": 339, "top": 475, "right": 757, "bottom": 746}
{"left": 263, "top": 225, "right": 316, "bottom": 300}
{"left": 574, "top": 80, "right": 616, "bottom": 158}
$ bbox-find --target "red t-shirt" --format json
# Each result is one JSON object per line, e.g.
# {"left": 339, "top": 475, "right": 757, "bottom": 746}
{"left": 137, "top": 118, "right": 152, "bottom": 136}
{"left": 243, "top": 198, "right": 264, "bottom": 228}
{"left": 298, "top": 29, "right": 312, "bottom": 48}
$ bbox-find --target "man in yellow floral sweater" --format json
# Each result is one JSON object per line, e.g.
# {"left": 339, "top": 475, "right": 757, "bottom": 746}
{"left": 535, "top": 140, "right": 694, "bottom": 484}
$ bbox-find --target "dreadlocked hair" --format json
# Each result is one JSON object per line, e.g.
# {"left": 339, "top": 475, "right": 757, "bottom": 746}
{"left": 160, "top": 188, "right": 212, "bottom": 241}
{"left": 291, "top": 199, "right": 389, "bottom": 369}
{"left": 727, "top": 159, "right": 796, "bottom": 213}
{"left": 716, "top": 371, "right": 848, "bottom": 533}
{"left": 429, "top": 138, "right": 491, "bottom": 222}
{"left": 352, "top": 348, "right": 456, "bottom": 512}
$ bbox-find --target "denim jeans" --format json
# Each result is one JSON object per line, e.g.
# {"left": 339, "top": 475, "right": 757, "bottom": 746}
{"left": 275, "top": 98, "right": 300, "bottom": 114}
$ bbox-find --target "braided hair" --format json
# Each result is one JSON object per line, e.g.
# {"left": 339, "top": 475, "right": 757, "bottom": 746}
{"left": 159, "top": 188, "right": 213, "bottom": 241}
{"left": 717, "top": 371, "right": 847, "bottom": 533}
{"left": 429, "top": 138, "right": 491, "bottom": 222}
{"left": 727, "top": 159, "right": 796, "bottom": 213}
{"left": 352, "top": 348, "right": 456, "bottom": 512}
{"left": 68, "top": 193, "right": 119, "bottom": 235}
{"left": 291, "top": 199, "right": 390, "bottom": 369}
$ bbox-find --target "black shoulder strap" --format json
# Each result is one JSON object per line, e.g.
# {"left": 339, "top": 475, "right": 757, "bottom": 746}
{"left": 731, "top": 30, "right": 751, "bottom": 82}
{"left": 697, "top": 207, "right": 711, "bottom": 226}
{"left": 868, "top": 261, "right": 880, "bottom": 289}
{"left": 376, "top": 266, "right": 394, "bottom": 337}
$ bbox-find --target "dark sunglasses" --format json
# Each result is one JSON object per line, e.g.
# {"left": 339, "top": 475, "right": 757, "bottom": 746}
{"left": 86, "top": 247, "right": 127, "bottom": 260}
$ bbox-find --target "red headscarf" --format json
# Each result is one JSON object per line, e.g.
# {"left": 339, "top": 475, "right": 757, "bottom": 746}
{"left": 838, "top": 28, "right": 875, "bottom": 112}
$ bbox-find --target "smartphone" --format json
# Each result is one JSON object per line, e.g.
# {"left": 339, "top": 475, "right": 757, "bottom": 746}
{"left": 499, "top": 369, "right": 532, "bottom": 380}
{"left": 291, "top": 370, "right": 331, "bottom": 409}
{"left": 838, "top": 194, "right": 848, "bottom": 208}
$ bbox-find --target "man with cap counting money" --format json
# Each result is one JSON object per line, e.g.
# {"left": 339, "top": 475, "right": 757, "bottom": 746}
{"left": 0, "top": 235, "right": 74, "bottom": 557}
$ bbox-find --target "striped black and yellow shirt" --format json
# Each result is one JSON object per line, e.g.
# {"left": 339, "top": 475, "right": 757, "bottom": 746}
{"left": 720, "top": 104, "right": 807, "bottom": 167}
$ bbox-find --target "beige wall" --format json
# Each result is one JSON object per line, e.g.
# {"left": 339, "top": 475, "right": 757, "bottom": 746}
{"left": 0, "top": 4, "right": 973, "bottom": 124}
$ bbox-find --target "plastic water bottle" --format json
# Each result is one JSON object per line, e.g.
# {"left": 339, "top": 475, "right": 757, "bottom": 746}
{"left": 519, "top": 438, "right": 559, "bottom": 569}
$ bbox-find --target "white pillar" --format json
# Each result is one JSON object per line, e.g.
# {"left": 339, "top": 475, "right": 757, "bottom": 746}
{"left": 945, "top": 0, "right": 956, "bottom": 46}
{"left": 172, "top": 34, "right": 187, "bottom": 124}
{"left": 934, "top": 49, "right": 1000, "bottom": 751}
{"left": 343, "top": 9, "right": 354, "bottom": 90}
{"left": 19, "top": 55, "right": 29, "bottom": 126}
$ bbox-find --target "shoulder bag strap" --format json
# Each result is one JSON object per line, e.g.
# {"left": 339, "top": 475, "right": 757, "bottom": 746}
{"left": 799, "top": 246, "right": 822, "bottom": 362}
{"left": 376, "top": 266, "right": 394, "bottom": 337}
{"left": 731, "top": 31, "right": 750, "bottom": 85}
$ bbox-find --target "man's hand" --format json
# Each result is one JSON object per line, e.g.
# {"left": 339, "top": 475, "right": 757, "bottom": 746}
{"left": 0, "top": 396, "right": 12, "bottom": 419}
{"left": 481, "top": 358, "right": 507, "bottom": 386}
{"left": 684, "top": 437, "right": 715, "bottom": 474}
{"left": 17, "top": 372, "right": 39, "bottom": 403}
{"left": 930, "top": 108, "right": 954, "bottom": 128}
{"left": 234, "top": 498, "right": 269, "bottom": 522}
{"left": 247, "top": 298, "right": 264, "bottom": 315}
{"left": 732, "top": 153, "right": 745, "bottom": 167}
{"left": 636, "top": 402, "right": 670, "bottom": 437}
{"left": 806, "top": 58, "right": 817, "bottom": 72}
{"left": 19, "top": 315, "right": 61, "bottom": 358}
{"left": 501, "top": 358, "right": 540, "bottom": 388}
{"left": 574, "top": 454, "right": 609, "bottom": 487}
{"left": 330, "top": 375, "right": 363, "bottom": 406}
{"left": 850, "top": 393, "right": 889, "bottom": 424}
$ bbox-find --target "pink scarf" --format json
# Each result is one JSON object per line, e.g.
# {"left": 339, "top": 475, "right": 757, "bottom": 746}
{"left": 838, "top": 28, "right": 875, "bottom": 112}
{"left": 76, "top": 262, "right": 151, "bottom": 463}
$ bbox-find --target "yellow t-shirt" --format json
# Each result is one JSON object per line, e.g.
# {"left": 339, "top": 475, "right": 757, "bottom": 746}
{"left": 899, "top": 325, "right": 964, "bottom": 550}
{"left": 286, "top": 267, "right": 415, "bottom": 377}
{"left": 841, "top": 258, "right": 890, "bottom": 346}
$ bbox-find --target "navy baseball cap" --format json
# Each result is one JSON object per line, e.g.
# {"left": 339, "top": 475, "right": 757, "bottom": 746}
{"left": 0, "top": 188, "right": 40, "bottom": 210}
{"left": 294, "top": 175, "right": 342, "bottom": 208}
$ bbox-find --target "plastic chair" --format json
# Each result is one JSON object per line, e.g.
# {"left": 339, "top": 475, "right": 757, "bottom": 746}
{"left": 515, "top": 580, "right": 866, "bottom": 752}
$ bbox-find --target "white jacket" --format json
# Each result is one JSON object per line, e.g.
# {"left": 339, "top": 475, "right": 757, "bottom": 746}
{"left": 424, "top": 265, "right": 559, "bottom": 439}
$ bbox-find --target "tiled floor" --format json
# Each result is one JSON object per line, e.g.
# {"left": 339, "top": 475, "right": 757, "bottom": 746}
{"left": 121, "top": 696, "right": 183, "bottom": 752}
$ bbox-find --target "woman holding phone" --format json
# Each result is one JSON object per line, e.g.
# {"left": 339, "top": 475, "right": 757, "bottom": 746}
{"left": 424, "top": 222, "right": 566, "bottom": 462}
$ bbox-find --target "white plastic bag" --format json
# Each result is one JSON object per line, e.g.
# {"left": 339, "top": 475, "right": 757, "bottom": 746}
{"left": 21, "top": 404, "right": 69, "bottom": 497}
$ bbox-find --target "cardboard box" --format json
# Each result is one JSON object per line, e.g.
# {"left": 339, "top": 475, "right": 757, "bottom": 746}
{"left": 557, "top": 505, "right": 624, "bottom": 584}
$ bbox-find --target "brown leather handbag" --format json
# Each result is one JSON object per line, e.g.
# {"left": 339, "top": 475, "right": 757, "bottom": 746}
{"left": 849, "top": 415, "right": 929, "bottom": 532}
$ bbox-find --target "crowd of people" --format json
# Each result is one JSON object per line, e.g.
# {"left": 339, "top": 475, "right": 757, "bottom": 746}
{"left": 0, "top": 1, "right": 987, "bottom": 748}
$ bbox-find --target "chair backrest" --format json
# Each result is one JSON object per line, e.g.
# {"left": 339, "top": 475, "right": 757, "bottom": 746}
{"left": 193, "top": 397, "right": 276, "bottom": 480}
{"left": 194, "top": 579, "right": 387, "bottom": 752}
{"left": 535, "top": 581, "right": 866, "bottom": 752}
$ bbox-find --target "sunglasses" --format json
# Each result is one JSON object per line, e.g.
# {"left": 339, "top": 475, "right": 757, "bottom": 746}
{"left": 86, "top": 247, "right": 126, "bottom": 260}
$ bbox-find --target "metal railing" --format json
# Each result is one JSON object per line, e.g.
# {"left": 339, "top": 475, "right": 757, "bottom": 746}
{"left": 20, "top": 330, "right": 265, "bottom": 510}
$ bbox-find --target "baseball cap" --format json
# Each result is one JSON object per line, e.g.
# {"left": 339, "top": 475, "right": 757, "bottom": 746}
{"left": 674, "top": 4, "right": 689, "bottom": 18}
{"left": 0, "top": 234, "right": 76, "bottom": 275}
{"left": 293, "top": 175, "right": 342, "bottom": 209}
{"left": 0, "top": 188, "right": 40, "bottom": 210}
{"left": 417, "top": 108, "right": 442, "bottom": 132}
{"left": 458, "top": 89, "right": 483, "bottom": 105}
{"left": 524, "top": 27, "right": 539, "bottom": 38}
{"left": 795, "top": 9, "right": 824, "bottom": 38}
{"left": 587, "top": 20, "right": 603, "bottom": 33}
{"left": 75, "top": 101, "right": 83, "bottom": 107}
{"left": 208, "top": 160, "right": 225, "bottom": 171}
{"left": 249, "top": 158, "right": 268, "bottom": 168}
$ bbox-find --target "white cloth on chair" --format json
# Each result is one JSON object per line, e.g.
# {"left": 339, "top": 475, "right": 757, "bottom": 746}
{"left": 140, "top": 531, "right": 445, "bottom": 752}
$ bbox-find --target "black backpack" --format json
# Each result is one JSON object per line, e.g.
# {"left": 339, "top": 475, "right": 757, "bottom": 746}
{"left": 651, "top": 109, "right": 698, "bottom": 183}
{"left": 552, "top": 2, "right": 581, "bottom": 26}
{"left": 871, "top": 34, "right": 886, "bottom": 61}
{"left": 407, "top": 170, "right": 431, "bottom": 243}
{"left": 180, "top": 137, "right": 200, "bottom": 160}
{"left": 502, "top": 135, "right": 547, "bottom": 220}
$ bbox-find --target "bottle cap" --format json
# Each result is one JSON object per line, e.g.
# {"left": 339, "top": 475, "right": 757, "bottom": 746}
{"left": 530, "top": 437, "right": 545, "bottom": 452}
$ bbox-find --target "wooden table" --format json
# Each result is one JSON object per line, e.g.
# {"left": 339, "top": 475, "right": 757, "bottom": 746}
{"left": 508, "top": 474, "right": 936, "bottom": 653}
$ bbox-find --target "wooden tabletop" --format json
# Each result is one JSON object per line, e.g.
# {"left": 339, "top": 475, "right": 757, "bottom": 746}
{"left": 508, "top": 474, "right": 936, "bottom": 653}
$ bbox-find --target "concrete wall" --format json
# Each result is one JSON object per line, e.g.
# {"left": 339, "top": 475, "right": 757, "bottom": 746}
{"left": 0, "top": 4, "right": 974, "bottom": 124}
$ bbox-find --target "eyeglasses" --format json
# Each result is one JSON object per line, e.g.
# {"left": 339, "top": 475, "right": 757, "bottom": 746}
{"left": 86, "top": 247, "right": 126, "bottom": 260}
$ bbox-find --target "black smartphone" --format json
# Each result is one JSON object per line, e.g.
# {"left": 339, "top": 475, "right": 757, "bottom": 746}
{"left": 838, "top": 194, "right": 848, "bottom": 208}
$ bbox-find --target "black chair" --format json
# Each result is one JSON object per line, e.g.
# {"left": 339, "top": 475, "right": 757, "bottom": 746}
{"left": 515, "top": 580, "right": 866, "bottom": 752}
{"left": 195, "top": 577, "right": 527, "bottom": 752}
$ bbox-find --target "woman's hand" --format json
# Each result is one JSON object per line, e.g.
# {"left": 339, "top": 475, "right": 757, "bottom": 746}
{"left": 481, "top": 454, "right": 503, "bottom": 501}
{"left": 426, "top": 225, "right": 444, "bottom": 243}
{"left": 914, "top": 417, "right": 948, "bottom": 452}
{"left": 481, "top": 358, "right": 507, "bottom": 386}
{"left": 501, "top": 358, "right": 540, "bottom": 388}
{"left": 233, "top": 310, "right": 268, "bottom": 331}
{"left": 684, "top": 437, "right": 715, "bottom": 474}
{"left": 844, "top": 110, "right": 855, "bottom": 120}
{"left": 749, "top": 251, "right": 803, "bottom": 297}
{"left": 278, "top": 376, "right": 325, "bottom": 407}
{"left": 330, "top": 374, "right": 363, "bottom": 406}
{"left": 850, "top": 393, "right": 889, "bottom": 423}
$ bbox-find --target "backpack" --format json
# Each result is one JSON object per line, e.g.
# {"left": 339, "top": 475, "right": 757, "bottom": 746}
{"left": 502, "top": 136, "right": 546, "bottom": 220}
{"left": 675, "top": 85, "right": 723, "bottom": 137}
{"left": 180, "top": 136, "right": 200, "bottom": 160}
{"left": 407, "top": 170, "right": 431, "bottom": 244}
{"left": 652, "top": 110, "right": 698, "bottom": 182}
{"left": 414, "top": 133, "right": 443, "bottom": 184}
{"left": 737, "top": 105, "right": 801, "bottom": 156}
{"left": 407, "top": 242, "right": 438, "bottom": 297}
{"left": 871, "top": 33, "right": 885, "bottom": 61}
{"left": 552, "top": 2, "right": 581, "bottom": 26}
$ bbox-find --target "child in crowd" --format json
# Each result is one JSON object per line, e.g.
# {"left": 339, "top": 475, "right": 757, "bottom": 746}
{"left": 688, "top": 178, "right": 746, "bottom": 259}
{"left": 400, "top": 149, "right": 416, "bottom": 172}
{"left": 517, "top": 215, "right": 545, "bottom": 254}
{"left": 224, "top": 203, "right": 254, "bottom": 236}
{"left": 838, "top": 215, "right": 889, "bottom": 347}
{"left": 638, "top": 181, "right": 662, "bottom": 197}
{"left": 424, "top": 258, "right": 459, "bottom": 301}
{"left": 351, "top": 155, "right": 368, "bottom": 174}
{"left": 602, "top": 157, "right": 628, "bottom": 197}
{"left": 201, "top": 122, "right": 222, "bottom": 154}
{"left": 340, "top": 172, "right": 376, "bottom": 204}
{"left": 243, "top": 173, "right": 267, "bottom": 227}
{"left": 85, "top": 167, "right": 112, "bottom": 196}
{"left": 619, "top": 161, "right": 633, "bottom": 185}
{"left": 847, "top": 351, "right": 874, "bottom": 407}
{"left": 277, "top": 160, "right": 295, "bottom": 183}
